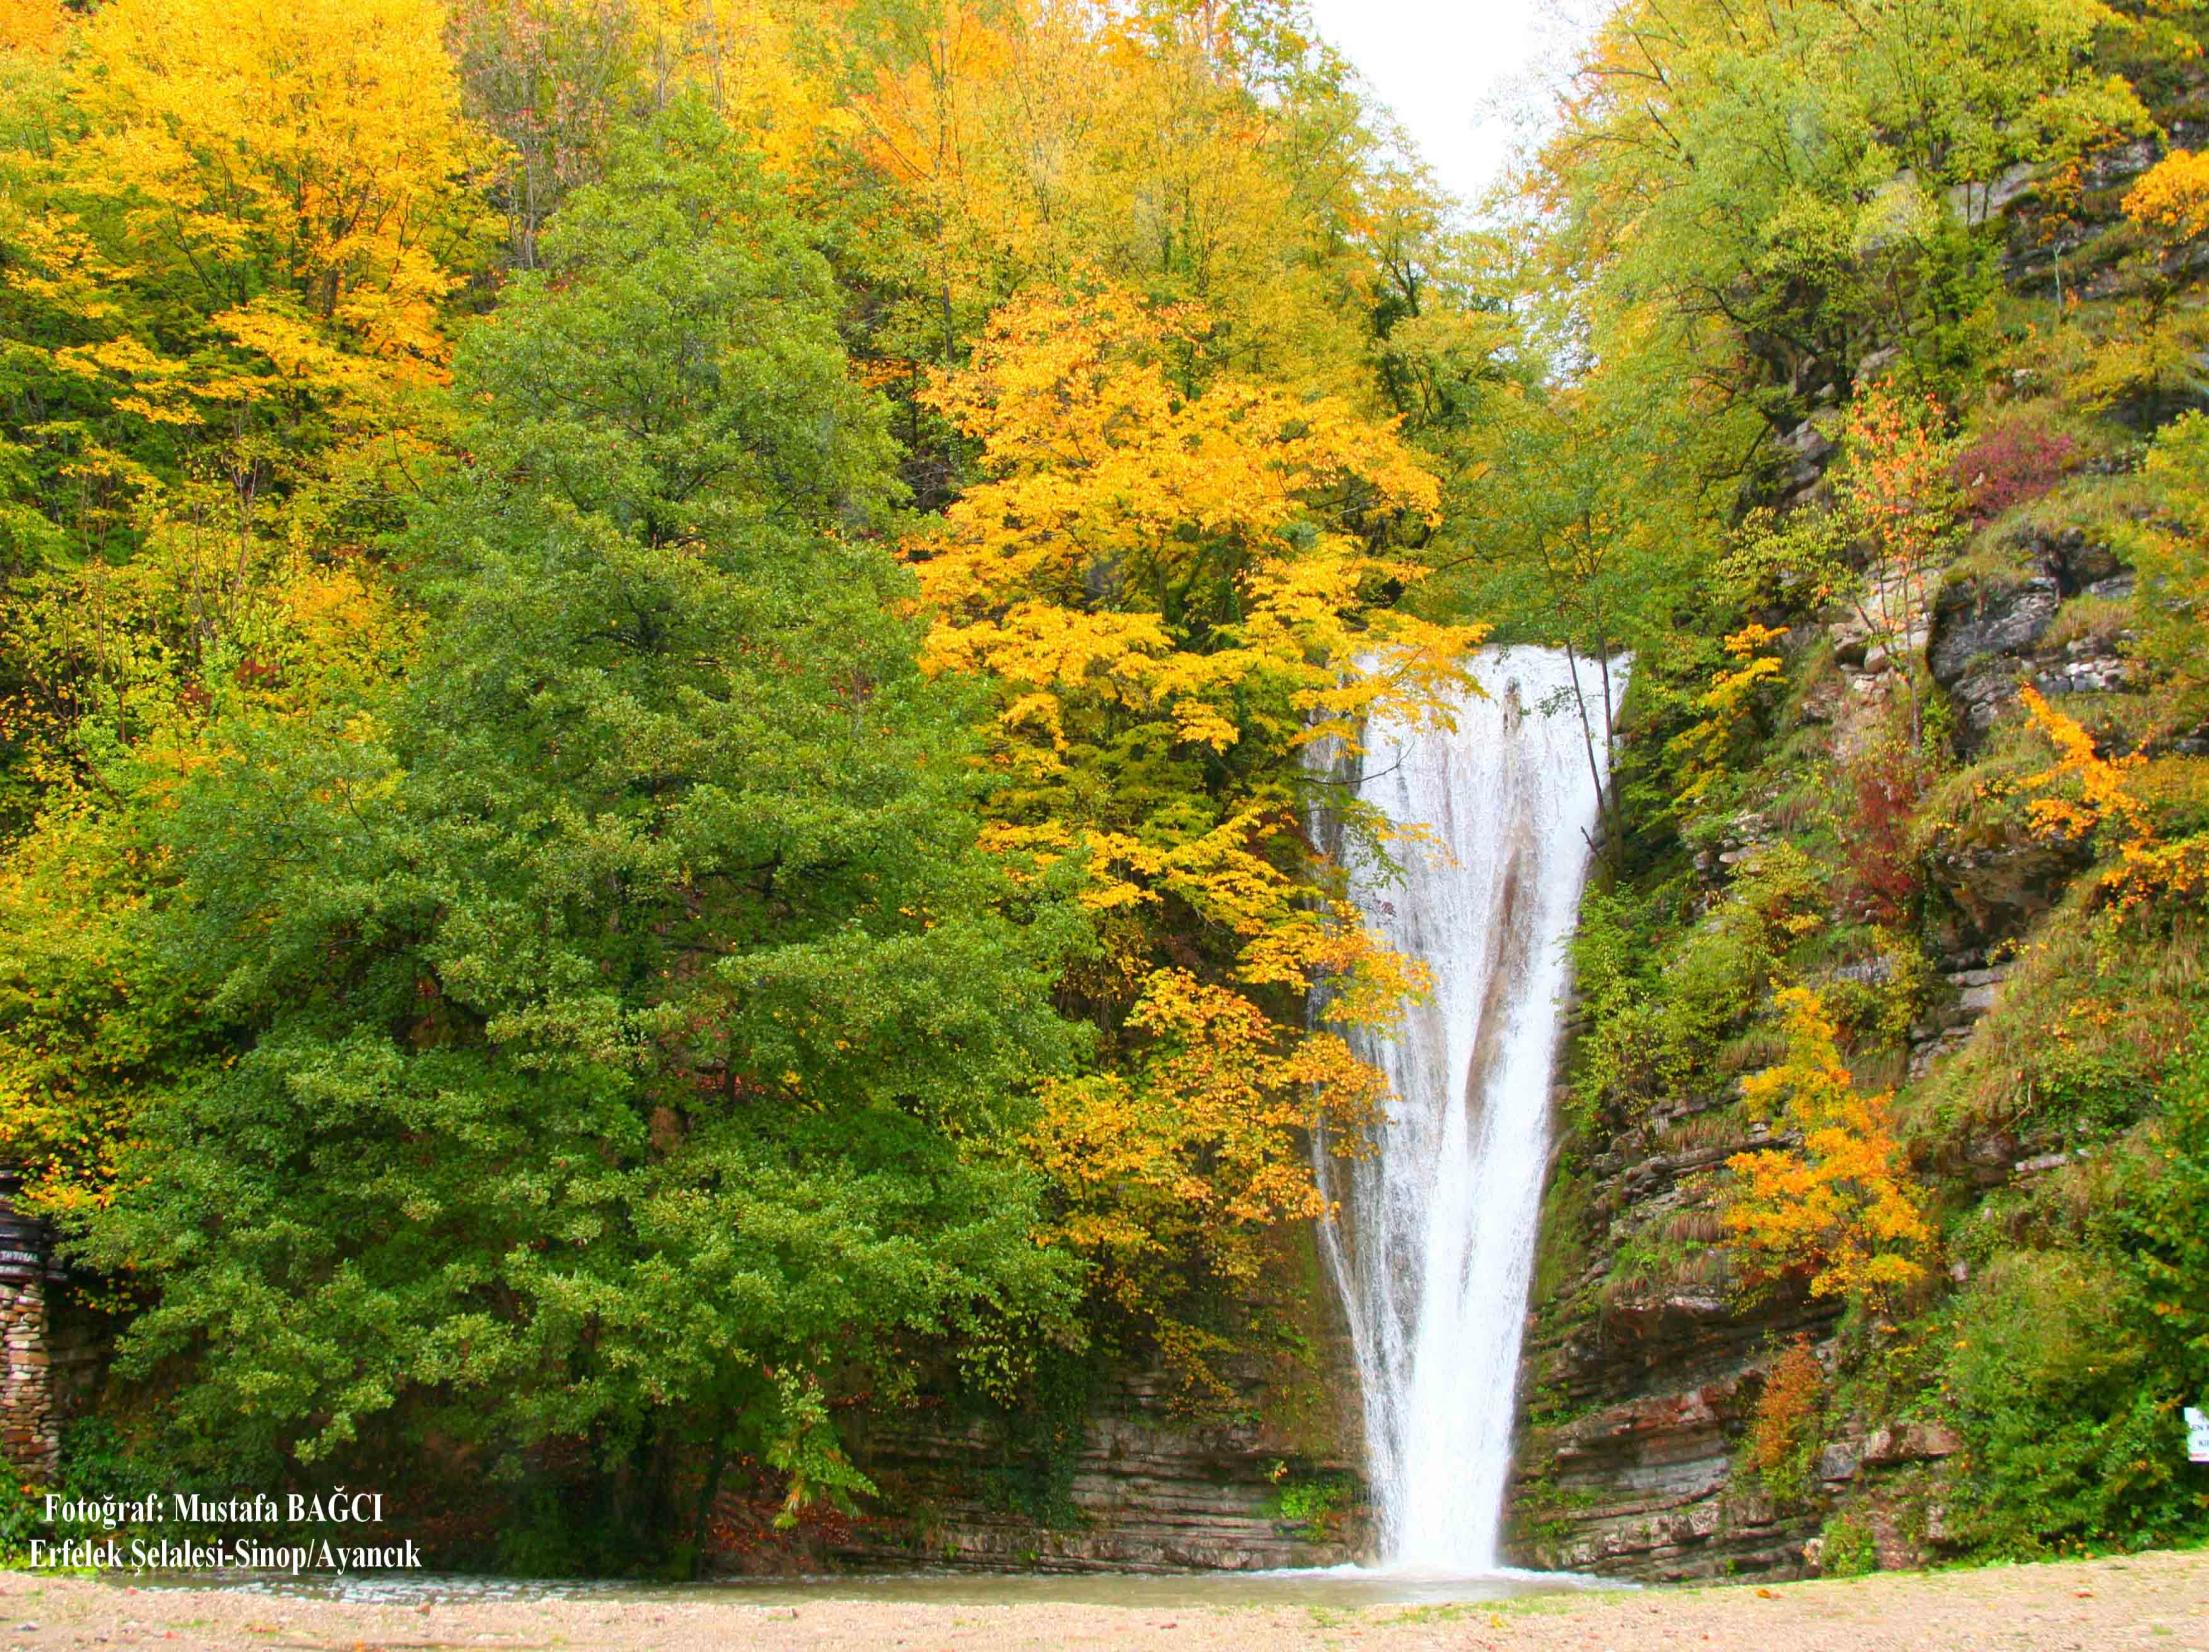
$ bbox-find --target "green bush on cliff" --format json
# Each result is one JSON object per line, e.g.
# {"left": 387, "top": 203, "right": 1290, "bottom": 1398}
{"left": 1943, "top": 1243, "right": 2203, "bottom": 1556}
{"left": 1270, "top": 1468, "right": 1360, "bottom": 1540}
{"left": 2111, "top": 1042, "right": 2209, "bottom": 1441}
{"left": 1909, "top": 904, "right": 2209, "bottom": 1149}
{"left": 1571, "top": 845, "right": 1831, "bottom": 1127}
{"left": 1818, "top": 1512, "right": 1879, "bottom": 1577}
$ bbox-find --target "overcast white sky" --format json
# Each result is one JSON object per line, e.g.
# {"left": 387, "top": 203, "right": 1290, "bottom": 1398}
{"left": 1301, "top": 0, "right": 1601, "bottom": 207}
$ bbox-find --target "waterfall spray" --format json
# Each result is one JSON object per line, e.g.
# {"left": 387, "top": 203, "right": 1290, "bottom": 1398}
{"left": 1316, "top": 646, "right": 1626, "bottom": 1574}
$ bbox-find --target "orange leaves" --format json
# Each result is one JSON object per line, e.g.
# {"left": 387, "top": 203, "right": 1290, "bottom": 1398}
{"left": 2018, "top": 685, "right": 2209, "bottom": 918}
{"left": 1748, "top": 1336, "right": 1825, "bottom": 1484}
{"left": 2018, "top": 685, "right": 2147, "bottom": 843}
{"left": 2125, "top": 148, "right": 2209, "bottom": 243}
{"left": 1836, "top": 385, "right": 1960, "bottom": 623}
{"left": 1723, "top": 987, "right": 1931, "bottom": 1314}
{"left": 0, "top": 0, "right": 66, "bottom": 55}
{"left": 1838, "top": 386, "right": 1959, "bottom": 586}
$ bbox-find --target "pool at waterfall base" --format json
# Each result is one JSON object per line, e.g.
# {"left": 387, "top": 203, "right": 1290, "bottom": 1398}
{"left": 125, "top": 1561, "right": 1619, "bottom": 1609}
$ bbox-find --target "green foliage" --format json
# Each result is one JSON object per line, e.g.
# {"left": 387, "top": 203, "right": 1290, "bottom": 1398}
{"left": 2117, "top": 411, "right": 2209, "bottom": 737}
{"left": 1910, "top": 905, "right": 2209, "bottom": 1149}
{"left": 1554, "top": 0, "right": 2146, "bottom": 441}
{"left": 0, "top": 1418, "right": 206, "bottom": 1563}
{"left": 1270, "top": 1467, "right": 1361, "bottom": 1540}
{"left": 1943, "top": 1046, "right": 2209, "bottom": 1545}
{"left": 1422, "top": 362, "right": 1704, "bottom": 667}
{"left": 1818, "top": 1512, "right": 1880, "bottom": 1577}
{"left": 1529, "top": 1161, "right": 1593, "bottom": 1308}
{"left": 1573, "top": 844, "right": 1827, "bottom": 1124}
{"left": 68, "top": 104, "right": 1089, "bottom": 1518}
{"left": 2111, "top": 1043, "right": 2209, "bottom": 1434}
{"left": 1942, "top": 1243, "right": 2205, "bottom": 1556}
{"left": 980, "top": 1346, "right": 1098, "bottom": 1531}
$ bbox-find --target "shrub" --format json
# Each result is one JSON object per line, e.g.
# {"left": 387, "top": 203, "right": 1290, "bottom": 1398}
{"left": 2111, "top": 1042, "right": 2209, "bottom": 1429}
{"left": 1271, "top": 1469, "right": 1360, "bottom": 1540}
{"left": 1819, "top": 1512, "right": 1880, "bottom": 1576}
{"left": 1842, "top": 739, "right": 1927, "bottom": 926}
{"left": 1573, "top": 847, "right": 1829, "bottom": 1124}
{"left": 1944, "top": 1250, "right": 2199, "bottom": 1556}
{"left": 1749, "top": 1337, "right": 1826, "bottom": 1503}
{"left": 1953, "top": 421, "right": 2079, "bottom": 524}
{"left": 1724, "top": 987, "right": 1932, "bottom": 1313}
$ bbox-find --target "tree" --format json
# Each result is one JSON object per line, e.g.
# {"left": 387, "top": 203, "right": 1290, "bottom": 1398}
{"left": 1724, "top": 986, "right": 1930, "bottom": 1315}
{"left": 2018, "top": 684, "right": 2209, "bottom": 920}
{"left": 1, "top": 0, "right": 493, "bottom": 528}
{"left": 2126, "top": 147, "right": 2209, "bottom": 245}
{"left": 71, "top": 105, "right": 1088, "bottom": 1548}
{"left": 1542, "top": 0, "right": 2144, "bottom": 456}
{"left": 907, "top": 280, "right": 1478, "bottom": 1382}
{"left": 1832, "top": 383, "right": 1962, "bottom": 748}
{"left": 0, "top": 0, "right": 494, "bottom": 829}
{"left": 1023, "top": 968, "right": 1383, "bottom": 1404}
{"left": 847, "top": 0, "right": 1392, "bottom": 396}
{"left": 1420, "top": 331, "right": 1712, "bottom": 853}
{"left": 447, "top": 0, "right": 650, "bottom": 271}
{"left": 911, "top": 281, "right": 1475, "bottom": 999}
{"left": 2117, "top": 412, "right": 2209, "bottom": 731}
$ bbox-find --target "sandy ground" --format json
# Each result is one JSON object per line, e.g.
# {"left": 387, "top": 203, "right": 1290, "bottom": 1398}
{"left": 1, "top": 1549, "right": 2204, "bottom": 1652}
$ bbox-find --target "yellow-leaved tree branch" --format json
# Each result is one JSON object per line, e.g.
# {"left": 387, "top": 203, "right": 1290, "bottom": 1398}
{"left": 905, "top": 280, "right": 1485, "bottom": 1392}
{"left": 1723, "top": 986, "right": 1932, "bottom": 1316}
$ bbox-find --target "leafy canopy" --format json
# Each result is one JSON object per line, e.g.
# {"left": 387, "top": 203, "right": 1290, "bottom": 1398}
{"left": 74, "top": 105, "right": 1088, "bottom": 1494}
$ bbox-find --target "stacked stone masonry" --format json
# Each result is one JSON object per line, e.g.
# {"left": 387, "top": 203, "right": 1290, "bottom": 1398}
{"left": 1, "top": 1276, "right": 57, "bottom": 1480}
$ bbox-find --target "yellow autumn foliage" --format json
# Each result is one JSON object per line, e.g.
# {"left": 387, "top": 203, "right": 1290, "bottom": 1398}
{"left": 912, "top": 282, "right": 1476, "bottom": 999}
{"left": 1724, "top": 986, "right": 1931, "bottom": 1314}
{"left": 2126, "top": 147, "right": 2209, "bottom": 242}
{"left": 2019, "top": 685, "right": 2209, "bottom": 915}
{"left": 1669, "top": 622, "right": 1787, "bottom": 803}
{"left": 853, "top": 0, "right": 1384, "bottom": 396}
{"left": 1023, "top": 966, "right": 1383, "bottom": 1398}
{"left": 65, "top": 0, "right": 494, "bottom": 381}
{"left": 913, "top": 281, "right": 1479, "bottom": 1372}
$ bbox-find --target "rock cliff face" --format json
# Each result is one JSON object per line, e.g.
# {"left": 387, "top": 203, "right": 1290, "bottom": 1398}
{"left": 1504, "top": 428, "right": 2134, "bottom": 1589}
{"left": 825, "top": 1229, "right": 1371, "bottom": 1573}
{"left": 1930, "top": 530, "right": 2135, "bottom": 755}
{"left": 1503, "top": 1049, "right": 1841, "bottom": 1581}
{"left": 830, "top": 1360, "right": 1366, "bottom": 1572}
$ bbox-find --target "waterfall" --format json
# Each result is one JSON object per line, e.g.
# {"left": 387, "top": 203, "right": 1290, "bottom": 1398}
{"left": 1315, "top": 645, "right": 1627, "bottom": 1574}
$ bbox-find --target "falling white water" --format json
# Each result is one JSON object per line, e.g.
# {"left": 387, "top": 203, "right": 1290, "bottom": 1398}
{"left": 1315, "top": 646, "right": 1627, "bottom": 1574}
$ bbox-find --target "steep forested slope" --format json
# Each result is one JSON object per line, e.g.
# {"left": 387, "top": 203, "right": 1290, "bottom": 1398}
{"left": 1492, "top": 0, "right": 2209, "bottom": 1581}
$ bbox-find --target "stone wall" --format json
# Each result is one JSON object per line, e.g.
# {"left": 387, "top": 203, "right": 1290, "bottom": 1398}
{"left": 1503, "top": 1048, "right": 1839, "bottom": 1582}
{"left": 829, "top": 1363, "right": 1367, "bottom": 1572}
{"left": 1, "top": 1275, "right": 58, "bottom": 1480}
